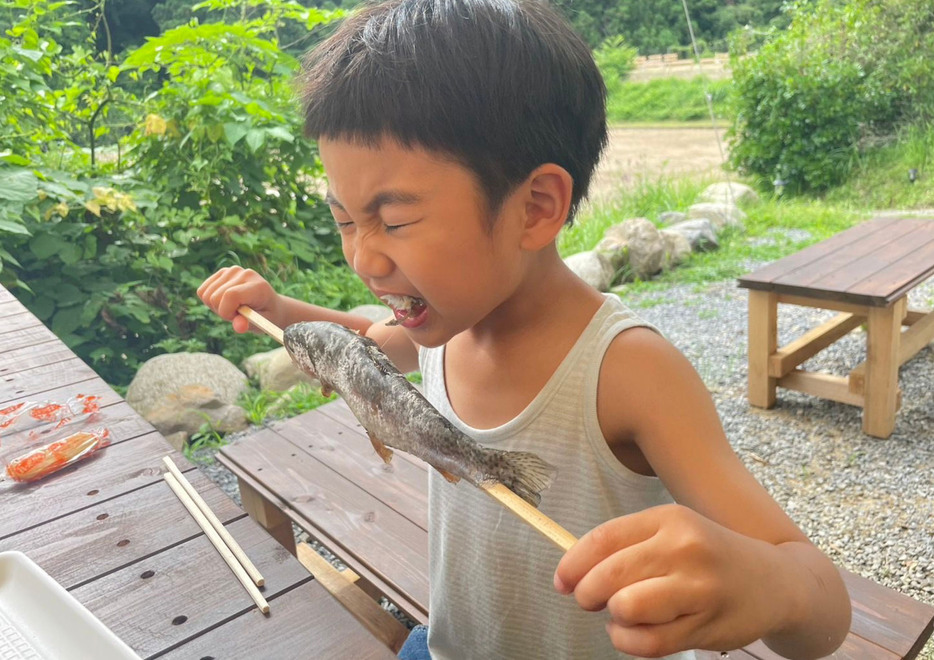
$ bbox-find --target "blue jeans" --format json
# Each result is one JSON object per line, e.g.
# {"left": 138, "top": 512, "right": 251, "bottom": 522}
{"left": 398, "top": 625, "right": 430, "bottom": 660}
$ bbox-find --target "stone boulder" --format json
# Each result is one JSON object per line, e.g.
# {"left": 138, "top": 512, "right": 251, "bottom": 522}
{"left": 601, "top": 217, "right": 666, "bottom": 281}
{"left": 687, "top": 202, "right": 746, "bottom": 231}
{"left": 126, "top": 353, "right": 248, "bottom": 445}
{"left": 696, "top": 182, "right": 759, "bottom": 206}
{"left": 564, "top": 250, "right": 616, "bottom": 292}
{"left": 660, "top": 229, "right": 692, "bottom": 269}
{"left": 657, "top": 211, "right": 687, "bottom": 226}
{"left": 665, "top": 218, "right": 719, "bottom": 252}
{"left": 242, "top": 303, "right": 389, "bottom": 392}
{"left": 243, "top": 347, "right": 319, "bottom": 392}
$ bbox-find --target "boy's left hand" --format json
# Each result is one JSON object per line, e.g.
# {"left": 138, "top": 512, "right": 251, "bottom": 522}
{"left": 553, "top": 503, "right": 796, "bottom": 658}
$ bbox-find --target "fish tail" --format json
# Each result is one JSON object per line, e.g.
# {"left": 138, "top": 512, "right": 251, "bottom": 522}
{"left": 484, "top": 449, "right": 557, "bottom": 507}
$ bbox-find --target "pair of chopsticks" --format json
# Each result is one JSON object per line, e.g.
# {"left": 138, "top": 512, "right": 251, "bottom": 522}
{"left": 162, "top": 456, "right": 270, "bottom": 614}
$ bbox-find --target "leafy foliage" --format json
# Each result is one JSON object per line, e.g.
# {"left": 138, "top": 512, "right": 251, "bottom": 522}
{"left": 0, "top": 0, "right": 364, "bottom": 386}
{"left": 728, "top": 0, "right": 934, "bottom": 194}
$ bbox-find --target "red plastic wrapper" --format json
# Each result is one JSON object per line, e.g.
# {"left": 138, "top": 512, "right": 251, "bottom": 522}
{"left": 5, "top": 427, "right": 111, "bottom": 483}
{"left": 0, "top": 394, "right": 102, "bottom": 439}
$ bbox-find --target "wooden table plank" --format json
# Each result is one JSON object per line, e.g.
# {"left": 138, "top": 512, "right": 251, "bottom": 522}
{"left": 0, "top": 342, "right": 81, "bottom": 381}
{"left": 275, "top": 409, "right": 429, "bottom": 530}
{"left": 221, "top": 428, "right": 430, "bottom": 610}
{"left": 0, "top": 431, "right": 190, "bottom": 538}
{"left": 804, "top": 222, "right": 934, "bottom": 302}
{"left": 738, "top": 218, "right": 898, "bottom": 289}
{"left": 0, "top": 308, "right": 42, "bottom": 335}
{"left": 845, "top": 570, "right": 934, "bottom": 659}
{"left": 0, "top": 323, "right": 59, "bottom": 354}
{"left": 0, "top": 471, "right": 245, "bottom": 589}
{"left": 768, "top": 220, "right": 921, "bottom": 295}
{"left": 158, "top": 580, "right": 398, "bottom": 660}
{"left": 70, "top": 516, "right": 312, "bottom": 659}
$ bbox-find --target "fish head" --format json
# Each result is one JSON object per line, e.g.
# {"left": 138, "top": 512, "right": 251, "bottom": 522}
{"left": 283, "top": 322, "right": 327, "bottom": 378}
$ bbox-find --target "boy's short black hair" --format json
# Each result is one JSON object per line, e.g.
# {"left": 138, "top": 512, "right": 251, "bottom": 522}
{"left": 299, "top": 0, "right": 607, "bottom": 223}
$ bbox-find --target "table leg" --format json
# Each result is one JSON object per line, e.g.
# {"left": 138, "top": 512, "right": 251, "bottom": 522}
{"left": 748, "top": 290, "right": 777, "bottom": 408}
{"left": 863, "top": 298, "right": 906, "bottom": 438}
{"left": 239, "top": 478, "right": 297, "bottom": 554}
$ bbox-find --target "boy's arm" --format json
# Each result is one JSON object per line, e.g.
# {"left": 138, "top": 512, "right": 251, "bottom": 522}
{"left": 198, "top": 266, "right": 420, "bottom": 372}
{"left": 554, "top": 327, "right": 850, "bottom": 659}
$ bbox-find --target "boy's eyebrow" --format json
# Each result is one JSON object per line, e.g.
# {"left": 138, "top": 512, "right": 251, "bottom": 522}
{"left": 324, "top": 189, "right": 423, "bottom": 214}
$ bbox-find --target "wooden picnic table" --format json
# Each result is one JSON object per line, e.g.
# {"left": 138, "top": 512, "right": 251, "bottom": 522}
{"left": 222, "top": 399, "right": 934, "bottom": 660}
{"left": 739, "top": 215, "right": 934, "bottom": 438}
{"left": 0, "top": 283, "right": 395, "bottom": 659}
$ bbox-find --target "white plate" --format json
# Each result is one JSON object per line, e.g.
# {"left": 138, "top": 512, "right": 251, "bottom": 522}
{"left": 0, "top": 551, "right": 141, "bottom": 659}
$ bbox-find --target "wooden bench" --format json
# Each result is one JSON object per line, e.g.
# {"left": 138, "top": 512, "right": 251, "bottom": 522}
{"left": 219, "top": 399, "right": 934, "bottom": 659}
{"left": 738, "top": 215, "right": 934, "bottom": 438}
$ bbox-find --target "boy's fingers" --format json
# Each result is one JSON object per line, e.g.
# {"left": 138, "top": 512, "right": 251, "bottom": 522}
{"left": 605, "top": 611, "right": 703, "bottom": 658}
{"left": 554, "top": 509, "right": 660, "bottom": 594}
{"left": 606, "top": 577, "right": 698, "bottom": 626}
{"left": 232, "top": 314, "right": 251, "bottom": 334}
{"left": 567, "top": 541, "right": 661, "bottom": 612}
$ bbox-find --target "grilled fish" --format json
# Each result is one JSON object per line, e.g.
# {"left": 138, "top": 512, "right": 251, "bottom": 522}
{"left": 283, "top": 321, "right": 557, "bottom": 506}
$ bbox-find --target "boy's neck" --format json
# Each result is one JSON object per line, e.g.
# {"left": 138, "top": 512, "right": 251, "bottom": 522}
{"left": 443, "top": 249, "right": 605, "bottom": 428}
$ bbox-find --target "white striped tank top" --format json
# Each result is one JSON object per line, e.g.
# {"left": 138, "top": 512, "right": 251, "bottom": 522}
{"left": 418, "top": 294, "right": 696, "bottom": 660}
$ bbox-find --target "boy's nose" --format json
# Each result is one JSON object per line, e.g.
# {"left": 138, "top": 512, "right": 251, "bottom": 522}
{"left": 346, "top": 234, "right": 393, "bottom": 279}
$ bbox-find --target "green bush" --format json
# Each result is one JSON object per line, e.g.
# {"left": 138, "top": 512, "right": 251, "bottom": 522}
{"left": 0, "top": 0, "right": 355, "bottom": 387}
{"left": 729, "top": 0, "right": 934, "bottom": 194}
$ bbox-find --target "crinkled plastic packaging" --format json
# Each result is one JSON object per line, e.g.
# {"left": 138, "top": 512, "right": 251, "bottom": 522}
{"left": 0, "top": 394, "right": 102, "bottom": 437}
{"left": 5, "top": 427, "right": 111, "bottom": 483}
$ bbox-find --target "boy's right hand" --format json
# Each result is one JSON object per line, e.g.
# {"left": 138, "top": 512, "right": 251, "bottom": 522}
{"left": 197, "top": 266, "right": 280, "bottom": 334}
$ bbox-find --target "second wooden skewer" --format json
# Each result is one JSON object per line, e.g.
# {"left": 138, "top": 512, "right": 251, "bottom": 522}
{"left": 164, "top": 468, "right": 270, "bottom": 614}
{"left": 237, "top": 305, "right": 579, "bottom": 553}
{"left": 163, "top": 456, "right": 265, "bottom": 587}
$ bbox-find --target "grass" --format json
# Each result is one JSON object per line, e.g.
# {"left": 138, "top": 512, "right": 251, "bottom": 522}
{"left": 605, "top": 77, "right": 733, "bottom": 123}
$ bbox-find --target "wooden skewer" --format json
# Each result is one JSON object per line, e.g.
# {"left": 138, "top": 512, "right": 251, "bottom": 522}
{"left": 162, "top": 456, "right": 265, "bottom": 587}
{"left": 482, "top": 483, "right": 577, "bottom": 551}
{"left": 238, "top": 305, "right": 284, "bottom": 344}
{"left": 233, "top": 306, "right": 579, "bottom": 553}
{"left": 164, "top": 471, "right": 270, "bottom": 615}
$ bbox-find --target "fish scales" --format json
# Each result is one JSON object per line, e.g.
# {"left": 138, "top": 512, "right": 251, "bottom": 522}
{"left": 283, "top": 322, "right": 557, "bottom": 506}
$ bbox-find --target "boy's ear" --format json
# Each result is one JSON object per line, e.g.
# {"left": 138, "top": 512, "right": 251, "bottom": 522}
{"left": 518, "top": 164, "right": 573, "bottom": 251}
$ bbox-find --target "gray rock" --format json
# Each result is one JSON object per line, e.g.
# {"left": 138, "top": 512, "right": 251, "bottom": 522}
{"left": 657, "top": 211, "right": 687, "bottom": 226}
{"left": 666, "top": 218, "right": 719, "bottom": 252}
{"left": 697, "top": 182, "right": 760, "bottom": 205}
{"left": 660, "top": 229, "right": 692, "bottom": 269}
{"left": 564, "top": 250, "right": 616, "bottom": 291}
{"left": 126, "top": 352, "right": 249, "bottom": 441}
{"left": 243, "top": 346, "right": 320, "bottom": 392}
{"left": 687, "top": 202, "right": 746, "bottom": 231}
{"left": 606, "top": 217, "right": 666, "bottom": 281}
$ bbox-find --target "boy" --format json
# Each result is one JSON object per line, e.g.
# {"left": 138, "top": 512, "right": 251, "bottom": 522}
{"left": 198, "top": 0, "right": 851, "bottom": 657}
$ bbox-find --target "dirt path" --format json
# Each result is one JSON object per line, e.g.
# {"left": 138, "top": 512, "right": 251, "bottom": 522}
{"left": 588, "top": 125, "right": 731, "bottom": 202}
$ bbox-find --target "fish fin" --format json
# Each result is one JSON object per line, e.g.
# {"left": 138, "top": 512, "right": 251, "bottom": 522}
{"left": 435, "top": 468, "right": 461, "bottom": 484}
{"left": 487, "top": 449, "right": 558, "bottom": 507}
{"left": 366, "top": 433, "right": 394, "bottom": 464}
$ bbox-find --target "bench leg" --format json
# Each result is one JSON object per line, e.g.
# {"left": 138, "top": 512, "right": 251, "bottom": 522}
{"left": 863, "top": 298, "right": 906, "bottom": 438}
{"left": 748, "top": 290, "right": 777, "bottom": 408}
{"left": 238, "top": 478, "right": 297, "bottom": 555}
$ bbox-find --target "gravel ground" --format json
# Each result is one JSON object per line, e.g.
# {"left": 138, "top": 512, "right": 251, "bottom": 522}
{"left": 192, "top": 254, "right": 934, "bottom": 657}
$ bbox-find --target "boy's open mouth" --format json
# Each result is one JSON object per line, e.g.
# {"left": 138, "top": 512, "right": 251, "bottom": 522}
{"left": 380, "top": 294, "right": 428, "bottom": 327}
